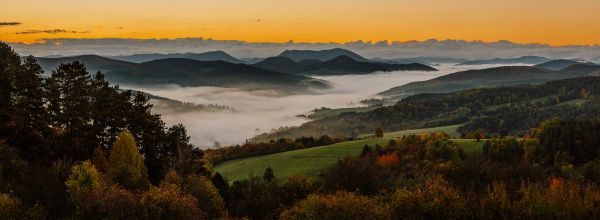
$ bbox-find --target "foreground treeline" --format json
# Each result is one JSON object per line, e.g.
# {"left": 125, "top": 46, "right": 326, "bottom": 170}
{"left": 226, "top": 119, "right": 600, "bottom": 219}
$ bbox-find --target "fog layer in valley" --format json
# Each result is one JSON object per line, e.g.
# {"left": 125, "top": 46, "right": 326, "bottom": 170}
{"left": 127, "top": 64, "right": 528, "bottom": 148}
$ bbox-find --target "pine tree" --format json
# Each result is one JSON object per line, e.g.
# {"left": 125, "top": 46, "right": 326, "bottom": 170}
{"left": 0, "top": 42, "right": 21, "bottom": 136}
{"left": 263, "top": 167, "right": 275, "bottom": 182}
{"left": 360, "top": 144, "right": 372, "bottom": 158}
{"left": 10, "top": 56, "right": 49, "bottom": 156}
{"left": 45, "top": 61, "right": 95, "bottom": 159}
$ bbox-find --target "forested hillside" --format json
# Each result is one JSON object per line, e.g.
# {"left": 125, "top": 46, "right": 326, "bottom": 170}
{"left": 256, "top": 76, "right": 600, "bottom": 140}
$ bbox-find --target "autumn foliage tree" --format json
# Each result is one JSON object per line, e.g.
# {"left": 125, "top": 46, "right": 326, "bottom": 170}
{"left": 108, "top": 131, "right": 149, "bottom": 190}
{"left": 280, "top": 191, "right": 386, "bottom": 220}
{"left": 65, "top": 161, "right": 102, "bottom": 204}
{"left": 375, "top": 127, "right": 384, "bottom": 138}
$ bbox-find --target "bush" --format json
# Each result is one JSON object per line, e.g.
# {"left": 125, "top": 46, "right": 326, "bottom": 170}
{"left": 425, "top": 139, "right": 464, "bottom": 161}
{"left": 387, "top": 176, "right": 468, "bottom": 219}
{"left": 140, "top": 184, "right": 205, "bottom": 220}
{"left": 184, "top": 175, "right": 225, "bottom": 219}
{"left": 0, "top": 193, "right": 21, "bottom": 219}
{"left": 77, "top": 185, "right": 143, "bottom": 220}
{"left": 65, "top": 161, "right": 102, "bottom": 203}
{"left": 320, "top": 157, "right": 379, "bottom": 195}
{"left": 483, "top": 137, "right": 522, "bottom": 162}
{"left": 280, "top": 191, "right": 386, "bottom": 220}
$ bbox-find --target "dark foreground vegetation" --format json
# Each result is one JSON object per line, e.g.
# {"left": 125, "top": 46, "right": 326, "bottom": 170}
{"left": 4, "top": 41, "right": 600, "bottom": 219}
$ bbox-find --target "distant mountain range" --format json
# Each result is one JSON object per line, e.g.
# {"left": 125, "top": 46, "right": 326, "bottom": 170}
{"left": 380, "top": 60, "right": 600, "bottom": 97}
{"left": 456, "top": 56, "right": 551, "bottom": 66}
{"left": 253, "top": 55, "right": 437, "bottom": 75}
{"left": 372, "top": 57, "right": 469, "bottom": 66}
{"left": 279, "top": 48, "right": 370, "bottom": 62}
{"left": 109, "top": 51, "right": 242, "bottom": 63}
{"left": 35, "top": 55, "right": 329, "bottom": 93}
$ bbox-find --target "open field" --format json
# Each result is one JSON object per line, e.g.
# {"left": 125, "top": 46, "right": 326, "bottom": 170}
{"left": 215, "top": 129, "right": 484, "bottom": 182}
{"left": 214, "top": 138, "right": 393, "bottom": 182}
{"left": 359, "top": 124, "right": 462, "bottom": 138}
{"left": 451, "top": 139, "right": 486, "bottom": 154}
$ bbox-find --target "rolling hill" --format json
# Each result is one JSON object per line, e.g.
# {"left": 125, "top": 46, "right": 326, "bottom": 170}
{"left": 380, "top": 63, "right": 600, "bottom": 97}
{"left": 456, "top": 56, "right": 551, "bottom": 65}
{"left": 216, "top": 127, "right": 483, "bottom": 182}
{"left": 534, "top": 59, "right": 586, "bottom": 71}
{"left": 252, "top": 56, "right": 305, "bottom": 74}
{"left": 142, "top": 58, "right": 330, "bottom": 91}
{"left": 36, "top": 55, "right": 196, "bottom": 86}
{"left": 279, "top": 48, "right": 370, "bottom": 62}
{"left": 109, "top": 51, "right": 242, "bottom": 63}
{"left": 253, "top": 55, "right": 437, "bottom": 75}
{"left": 36, "top": 55, "right": 329, "bottom": 92}
{"left": 380, "top": 66, "right": 563, "bottom": 96}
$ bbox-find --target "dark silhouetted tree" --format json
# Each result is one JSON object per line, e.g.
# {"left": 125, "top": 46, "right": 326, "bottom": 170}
{"left": 375, "top": 127, "right": 384, "bottom": 138}
{"left": 263, "top": 167, "right": 275, "bottom": 182}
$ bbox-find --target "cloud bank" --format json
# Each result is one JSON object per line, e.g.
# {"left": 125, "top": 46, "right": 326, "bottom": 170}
{"left": 15, "top": 29, "right": 90, "bottom": 35}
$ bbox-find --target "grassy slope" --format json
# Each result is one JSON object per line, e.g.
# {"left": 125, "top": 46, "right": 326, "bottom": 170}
{"left": 359, "top": 124, "right": 462, "bottom": 138}
{"left": 216, "top": 125, "right": 485, "bottom": 182}
{"left": 215, "top": 138, "right": 392, "bottom": 182}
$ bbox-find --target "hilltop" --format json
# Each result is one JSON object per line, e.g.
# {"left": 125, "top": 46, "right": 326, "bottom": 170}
{"left": 457, "top": 56, "right": 551, "bottom": 65}
{"left": 253, "top": 55, "right": 437, "bottom": 75}
{"left": 534, "top": 59, "right": 598, "bottom": 71}
{"left": 279, "top": 48, "right": 369, "bottom": 62}
{"left": 380, "top": 66, "right": 563, "bottom": 96}
{"left": 109, "top": 51, "right": 242, "bottom": 63}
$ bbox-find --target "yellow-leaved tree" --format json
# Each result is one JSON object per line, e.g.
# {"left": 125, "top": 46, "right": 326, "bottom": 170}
{"left": 108, "top": 131, "right": 149, "bottom": 190}
{"left": 65, "top": 161, "right": 102, "bottom": 203}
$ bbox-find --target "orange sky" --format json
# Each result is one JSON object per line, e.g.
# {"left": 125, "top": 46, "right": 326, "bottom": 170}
{"left": 1, "top": 0, "right": 600, "bottom": 45}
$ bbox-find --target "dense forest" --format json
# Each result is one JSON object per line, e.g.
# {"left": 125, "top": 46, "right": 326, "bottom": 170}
{"left": 5, "top": 40, "right": 600, "bottom": 219}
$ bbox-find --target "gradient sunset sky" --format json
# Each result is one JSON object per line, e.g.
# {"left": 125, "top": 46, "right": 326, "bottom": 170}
{"left": 2, "top": 0, "right": 600, "bottom": 45}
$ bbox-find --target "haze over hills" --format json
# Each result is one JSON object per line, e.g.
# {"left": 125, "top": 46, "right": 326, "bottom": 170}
{"left": 254, "top": 55, "right": 437, "bottom": 75}
{"left": 279, "top": 48, "right": 370, "bottom": 62}
{"left": 254, "top": 76, "right": 600, "bottom": 141}
{"left": 561, "top": 63, "right": 600, "bottom": 76}
{"left": 35, "top": 55, "right": 329, "bottom": 92}
{"left": 456, "top": 56, "right": 551, "bottom": 65}
{"left": 109, "top": 51, "right": 242, "bottom": 63}
{"left": 142, "top": 58, "right": 329, "bottom": 91}
{"left": 534, "top": 59, "right": 590, "bottom": 71}
{"left": 379, "top": 64, "right": 600, "bottom": 97}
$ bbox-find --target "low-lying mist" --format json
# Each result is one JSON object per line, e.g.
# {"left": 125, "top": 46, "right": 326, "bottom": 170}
{"left": 126, "top": 64, "right": 520, "bottom": 148}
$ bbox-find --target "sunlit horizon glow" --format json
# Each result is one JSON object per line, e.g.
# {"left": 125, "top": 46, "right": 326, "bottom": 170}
{"left": 2, "top": 0, "right": 600, "bottom": 46}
